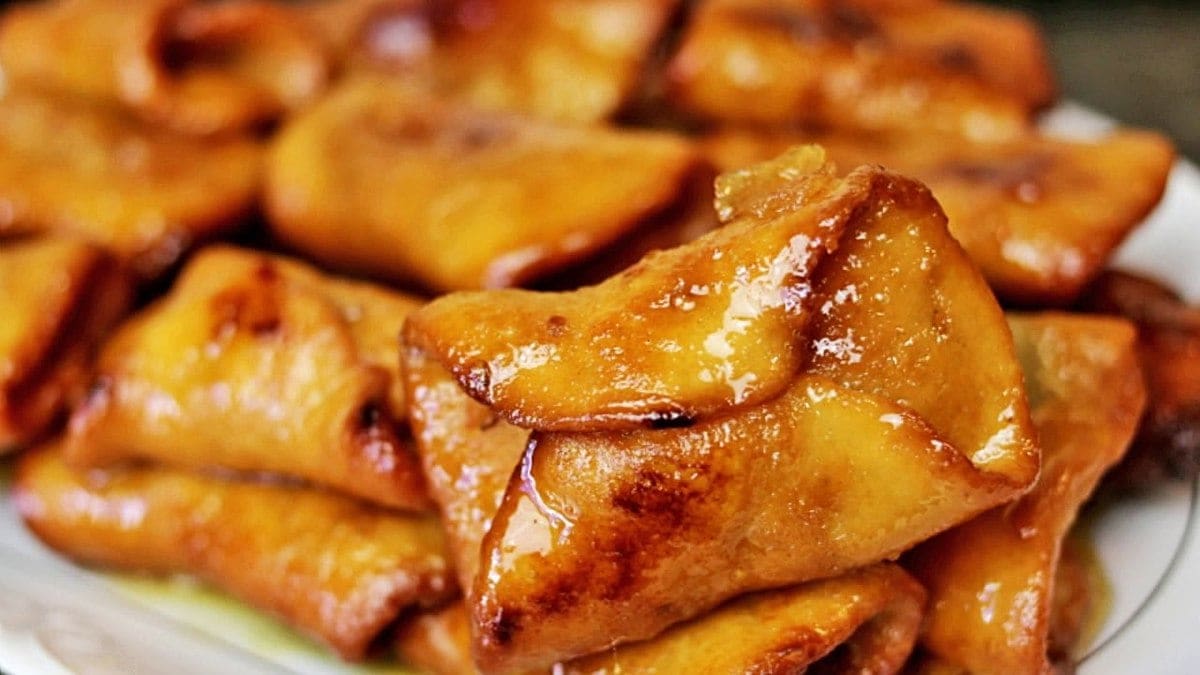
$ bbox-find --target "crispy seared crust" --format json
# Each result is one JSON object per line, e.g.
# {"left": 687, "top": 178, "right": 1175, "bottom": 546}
{"left": 0, "top": 88, "right": 261, "bottom": 277}
{"left": 397, "top": 564, "right": 924, "bottom": 675}
{"left": 265, "top": 77, "right": 699, "bottom": 292}
{"left": 15, "top": 443, "right": 455, "bottom": 661}
{"left": 0, "top": 238, "right": 130, "bottom": 452}
{"left": 705, "top": 128, "right": 1175, "bottom": 304}
{"left": 405, "top": 148, "right": 1037, "bottom": 671}
{"left": 0, "top": 0, "right": 329, "bottom": 135}
{"left": 906, "top": 313, "right": 1146, "bottom": 674}
{"left": 67, "top": 245, "right": 431, "bottom": 510}
{"left": 304, "top": 0, "right": 678, "bottom": 123}
{"left": 666, "top": 0, "right": 1054, "bottom": 138}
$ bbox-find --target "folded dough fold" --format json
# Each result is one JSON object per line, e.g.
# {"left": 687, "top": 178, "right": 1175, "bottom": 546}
{"left": 68, "top": 245, "right": 430, "bottom": 510}
{"left": 404, "top": 146, "right": 1038, "bottom": 671}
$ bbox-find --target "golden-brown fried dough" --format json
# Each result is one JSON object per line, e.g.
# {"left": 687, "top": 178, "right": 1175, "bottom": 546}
{"left": 15, "top": 443, "right": 455, "bottom": 661}
{"left": 266, "top": 77, "right": 698, "bottom": 292}
{"left": 1078, "top": 271, "right": 1200, "bottom": 489}
{"left": 405, "top": 147, "right": 1038, "bottom": 671}
{"left": 0, "top": 88, "right": 261, "bottom": 277}
{"left": 0, "top": 239, "right": 129, "bottom": 452}
{"left": 305, "top": 0, "right": 677, "bottom": 123}
{"left": 666, "top": 0, "right": 1053, "bottom": 138}
{"left": 67, "top": 245, "right": 430, "bottom": 510}
{"left": 705, "top": 127, "right": 1175, "bottom": 304}
{"left": 404, "top": 347, "right": 530, "bottom": 589}
{"left": 905, "top": 313, "right": 1145, "bottom": 674}
{"left": 0, "top": 0, "right": 329, "bottom": 136}
{"left": 397, "top": 564, "right": 923, "bottom": 675}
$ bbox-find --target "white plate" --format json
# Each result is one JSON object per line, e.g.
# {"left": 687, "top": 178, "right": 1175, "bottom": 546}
{"left": 1, "top": 105, "right": 1198, "bottom": 674}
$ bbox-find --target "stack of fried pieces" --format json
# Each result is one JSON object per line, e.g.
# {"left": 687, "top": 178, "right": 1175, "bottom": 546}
{"left": 0, "top": 1, "right": 1195, "bottom": 674}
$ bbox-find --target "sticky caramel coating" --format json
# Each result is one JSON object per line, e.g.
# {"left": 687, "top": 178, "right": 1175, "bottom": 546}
{"left": 906, "top": 313, "right": 1146, "bottom": 675}
{"left": 0, "top": 88, "right": 261, "bottom": 278}
{"left": 706, "top": 128, "right": 1175, "bottom": 304}
{"left": 407, "top": 147, "right": 858, "bottom": 430}
{"left": 403, "top": 345, "right": 530, "bottom": 589}
{"left": 265, "top": 77, "right": 698, "bottom": 292}
{"left": 0, "top": 239, "right": 129, "bottom": 452}
{"left": 15, "top": 444, "right": 455, "bottom": 661}
{"left": 307, "top": 0, "right": 678, "bottom": 124}
{"left": 407, "top": 148, "right": 1037, "bottom": 671}
{"left": 0, "top": 0, "right": 329, "bottom": 136}
{"left": 666, "top": 0, "right": 1053, "bottom": 139}
{"left": 398, "top": 564, "right": 923, "bottom": 675}
{"left": 67, "top": 245, "right": 431, "bottom": 511}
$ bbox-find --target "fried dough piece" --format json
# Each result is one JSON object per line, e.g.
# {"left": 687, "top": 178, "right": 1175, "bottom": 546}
{"left": 0, "top": 88, "right": 261, "bottom": 278}
{"left": 405, "top": 147, "right": 1038, "bottom": 671}
{"left": 403, "top": 347, "right": 530, "bottom": 589}
{"left": 304, "top": 0, "right": 677, "bottom": 123}
{"left": 0, "top": 239, "right": 129, "bottom": 452}
{"left": 905, "top": 313, "right": 1145, "bottom": 675}
{"left": 1078, "top": 271, "right": 1200, "bottom": 489}
{"left": 15, "top": 443, "right": 455, "bottom": 661}
{"left": 0, "top": 0, "right": 328, "bottom": 136}
{"left": 397, "top": 564, "right": 923, "bottom": 675}
{"left": 67, "top": 246, "right": 430, "bottom": 510}
{"left": 666, "top": 0, "right": 1053, "bottom": 139}
{"left": 266, "top": 78, "right": 698, "bottom": 292}
{"left": 705, "top": 128, "right": 1175, "bottom": 304}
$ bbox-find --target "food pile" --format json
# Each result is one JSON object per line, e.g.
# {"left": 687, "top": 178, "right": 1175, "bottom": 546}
{"left": 0, "top": 1, "right": 1193, "bottom": 673}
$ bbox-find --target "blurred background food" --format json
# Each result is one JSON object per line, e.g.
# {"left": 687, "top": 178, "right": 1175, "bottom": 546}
{"left": 993, "top": 0, "right": 1199, "bottom": 161}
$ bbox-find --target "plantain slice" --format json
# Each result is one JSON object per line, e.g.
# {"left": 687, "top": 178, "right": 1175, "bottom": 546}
{"left": 905, "top": 313, "right": 1146, "bottom": 675}
{"left": 15, "top": 443, "right": 455, "bottom": 661}
{"left": 705, "top": 127, "right": 1175, "bottom": 304}
{"left": 404, "top": 147, "right": 1038, "bottom": 671}
{"left": 265, "top": 77, "right": 699, "bottom": 292}
{"left": 0, "top": 239, "right": 130, "bottom": 453}
{"left": 397, "top": 564, "right": 923, "bottom": 675}
{"left": 0, "top": 0, "right": 329, "bottom": 136}
{"left": 67, "top": 245, "right": 431, "bottom": 511}
{"left": 665, "top": 0, "right": 1053, "bottom": 139}
{"left": 0, "top": 88, "right": 261, "bottom": 278}
{"left": 303, "top": 0, "right": 678, "bottom": 123}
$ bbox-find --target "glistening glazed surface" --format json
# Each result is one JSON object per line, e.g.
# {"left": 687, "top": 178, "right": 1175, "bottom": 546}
{"left": 0, "top": 104, "right": 1198, "bottom": 674}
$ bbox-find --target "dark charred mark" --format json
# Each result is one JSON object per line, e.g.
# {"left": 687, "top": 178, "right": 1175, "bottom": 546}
{"left": 486, "top": 607, "right": 522, "bottom": 647}
{"left": 546, "top": 314, "right": 568, "bottom": 337}
{"left": 356, "top": 401, "right": 383, "bottom": 432}
{"left": 611, "top": 468, "right": 694, "bottom": 524}
{"left": 733, "top": 2, "right": 879, "bottom": 44}
{"left": 254, "top": 260, "right": 279, "bottom": 283}
{"left": 210, "top": 266, "right": 284, "bottom": 340}
{"left": 936, "top": 43, "right": 978, "bottom": 74}
{"left": 458, "top": 121, "right": 511, "bottom": 150}
{"left": 646, "top": 409, "right": 696, "bottom": 429}
{"left": 936, "top": 154, "right": 1053, "bottom": 203}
